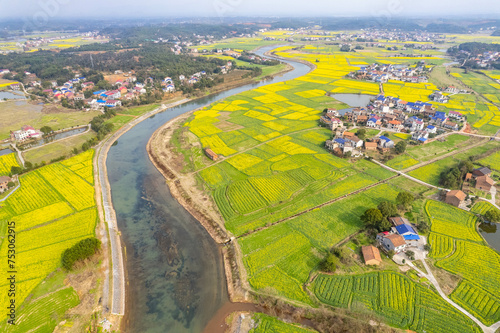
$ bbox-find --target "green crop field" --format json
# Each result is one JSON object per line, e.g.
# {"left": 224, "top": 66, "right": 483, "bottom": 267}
{"left": 250, "top": 313, "right": 317, "bottom": 333}
{"left": 0, "top": 150, "right": 97, "bottom": 324}
{"left": 451, "top": 281, "right": 500, "bottom": 325}
{"left": 313, "top": 272, "right": 481, "bottom": 333}
{"left": 425, "top": 200, "right": 483, "bottom": 242}
{"left": 0, "top": 153, "right": 19, "bottom": 176}
{"left": 478, "top": 150, "right": 500, "bottom": 171}
{"left": 386, "top": 154, "right": 420, "bottom": 170}
{"left": 471, "top": 201, "right": 499, "bottom": 215}
{"left": 407, "top": 157, "right": 457, "bottom": 186}
{"left": 406, "top": 134, "right": 470, "bottom": 162}
{"left": 437, "top": 240, "right": 500, "bottom": 297}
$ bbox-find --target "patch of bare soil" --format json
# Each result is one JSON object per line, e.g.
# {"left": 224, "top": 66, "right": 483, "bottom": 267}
{"left": 41, "top": 104, "right": 79, "bottom": 114}
{"left": 53, "top": 255, "right": 102, "bottom": 333}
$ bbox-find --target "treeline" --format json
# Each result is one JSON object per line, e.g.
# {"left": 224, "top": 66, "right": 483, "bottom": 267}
{"left": 0, "top": 44, "right": 232, "bottom": 85}
{"left": 61, "top": 237, "right": 101, "bottom": 270}
{"left": 449, "top": 42, "right": 500, "bottom": 55}
{"left": 238, "top": 52, "right": 281, "bottom": 66}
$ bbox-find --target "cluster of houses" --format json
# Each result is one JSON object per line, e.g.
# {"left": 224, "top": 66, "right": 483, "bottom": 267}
{"left": 443, "top": 167, "right": 496, "bottom": 209}
{"left": 465, "top": 51, "right": 500, "bottom": 68}
{"left": 348, "top": 63, "right": 429, "bottom": 83}
{"left": 10, "top": 125, "right": 42, "bottom": 142}
{"left": 362, "top": 216, "right": 421, "bottom": 266}
{"left": 324, "top": 125, "right": 394, "bottom": 156}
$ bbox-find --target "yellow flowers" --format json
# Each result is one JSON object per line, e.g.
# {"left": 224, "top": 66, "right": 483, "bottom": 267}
{"left": 0, "top": 153, "right": 20, "bottom": 176}
{"left": 0, "top": 150, "right": 97, "bottom": 317}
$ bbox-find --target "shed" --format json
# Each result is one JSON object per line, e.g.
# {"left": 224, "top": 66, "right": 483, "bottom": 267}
{"left": 362, "top": 245, "right": 382, "bottom": 266}
{"left": 445, "top": 190, "right": 466, "bottom": 207}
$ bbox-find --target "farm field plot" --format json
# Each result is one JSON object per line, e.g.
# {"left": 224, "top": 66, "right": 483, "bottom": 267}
{"left": 425, "top": 200, "right": 482, "bottom": 242}
{"left": 238, "top": 184, "right": 399, "bottom": 305}
{"left": 437, "top": 240, "right": 500, "bottom": 300}
{"left": 0, "top": 153, "right": 19, "bottom": 176}
{"left": 0, "top": 150, "right": 96, "bottom": 324}
{"left": 385, "top": 154, "right": 420, "bottom": 170}
{"left": 471, "top": 201, "right": 499, "bottom": 215}
{"left": 407, "top": 157, "right": 456, "bottom": 186}
{"left": 0, "top": 287, "right": 79, "bottom": 333}
{"left": 250, "top": 313, "right": 317, "bottom": 333}
{"left": 406, "top": 134, "right": 470, "bottom": 162}
{"left": 451, "top": 281, "right": 500, "bottom": 325}
{"left": 477, "top": 150, "right": 500, "bottom": 171}
{"left": 313, "top": 272, "right": 481, "bottom": 333}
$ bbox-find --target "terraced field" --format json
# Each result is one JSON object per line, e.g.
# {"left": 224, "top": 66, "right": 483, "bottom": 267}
{"left": 0, "top": 150, "right": 97, "bottom": 327}
{"left": 250, "top": 313, "right": 317, "bottom": 333}
{"left": 313, "top": 272, "right": 481, "bottom": 333}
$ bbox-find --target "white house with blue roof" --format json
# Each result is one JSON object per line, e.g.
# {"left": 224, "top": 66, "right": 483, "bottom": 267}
{"left": 377, "top": 135, "right": 394, "bottom": 149}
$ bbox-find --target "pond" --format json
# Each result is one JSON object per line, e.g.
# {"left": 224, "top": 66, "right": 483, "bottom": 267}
{"left": 479, "top": 222, "right": 500, "bottom": 253}
{"left": 330, "top": 93, "right": 375, "bottom": 108}
{"left": 0, "top": 148, "right": 13, "bottom": 156}
{"left": 19, "top": 127, "right": 88, "bottom": 149}
{"left": 0, "top": 91, "right": 25, "bottom": 100}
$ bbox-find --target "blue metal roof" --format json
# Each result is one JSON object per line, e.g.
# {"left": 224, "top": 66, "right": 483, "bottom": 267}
{"left": 418, "top": 138, "right": 427, "bottom": 142}
{"left": 334, "top": 138, "right": 346, "bottom": 144}
{"left": 379, "top": 135, "right": 391, "bottom": 142}
{"left": 403, "top": 234, "right": 420, "bottom": 240}
{"left": 369, "top": 118, "right": 378, "bottom": 123}
{"left": 396, "top": 224, "right": 416, "bottom": 235}
{"left": 427, "top": 125, "right": 435, "bottom": 129}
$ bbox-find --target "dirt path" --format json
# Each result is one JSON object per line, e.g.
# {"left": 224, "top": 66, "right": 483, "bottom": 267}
{"left": 237, "top": 174, "right": 399, "bottom": 239}
{"left": 408, "top": 259, "right": 500, "bottom": 333}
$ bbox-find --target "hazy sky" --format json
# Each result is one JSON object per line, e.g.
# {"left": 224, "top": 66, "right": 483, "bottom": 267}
{"left": 0, "top": 0, "right": 499, "bottom": 19}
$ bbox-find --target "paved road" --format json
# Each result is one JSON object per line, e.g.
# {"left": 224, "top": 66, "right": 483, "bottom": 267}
{"left": 408, "top": 259, "right": 500, "bottom": 333}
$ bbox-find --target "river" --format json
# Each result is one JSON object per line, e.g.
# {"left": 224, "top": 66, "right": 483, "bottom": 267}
{"left": 105, "top": 45, "right": 311, "bottom": 333}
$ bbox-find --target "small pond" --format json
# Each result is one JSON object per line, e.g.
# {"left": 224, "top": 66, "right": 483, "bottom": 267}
{"left": 0, "top": 91, "right": 25, "bottom": 100}
{"left": 19, "top": 127, "right": 87, "bottom": 149}
{"left": 330, "top": 93, "right": 375, "bottom": 108}
{"left": 0, "top": 148, "right": 13, "bottom": 156}
{"left": 479, "top": 222, "right": 500, "bottom": 253}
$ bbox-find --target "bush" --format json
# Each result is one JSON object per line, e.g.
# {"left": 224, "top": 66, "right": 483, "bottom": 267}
{"left": 61, "top": 237, "right": 101, "bottom": 270}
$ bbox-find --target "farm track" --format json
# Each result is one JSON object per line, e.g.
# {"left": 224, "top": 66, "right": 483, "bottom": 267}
{"left": 409, "top": 259, "right": 500, "bottom": 333}
{"left": 236, "top": 174, "right": 400, "bottom": 239}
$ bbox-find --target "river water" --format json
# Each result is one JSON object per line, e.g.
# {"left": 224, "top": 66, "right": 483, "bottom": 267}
{"left": 106, "top": 45, "right": 311, "bottom": 333}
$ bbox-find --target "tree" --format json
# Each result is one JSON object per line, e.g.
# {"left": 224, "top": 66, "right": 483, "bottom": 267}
{"left": 340, "top": 45, "right": 351, "bottom": 52}
{"left": 396, "top": 191, "right": 414, "bottom": 208}
{"left": 395, "top": 141, "right": 407, "bottom": 154}
{"left": 10, "top": 166, "right": 23, "bottom": 175}
{"left": 7, "top": 181, "right": 15, "bottom": 188}
{"left": 361, "top": 208, "right": 383, "bottom": 229}
{"left": 485, "top": 209, "right": 500, "bottom": 223}
{"left": 378, "top": 201, "right": 398, "bottom": 218}
{"left": 320, "top": 252, "right": 338, "bottom": 273}
{"left": 356, "top": 128, "right": 366, "bottom": 140}
{"left": 24, "top": 161, "right": 33, "bottom": 170}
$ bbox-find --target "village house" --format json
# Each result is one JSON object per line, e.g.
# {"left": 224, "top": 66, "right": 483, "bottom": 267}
{"left": 378, "top": 233, "right": 407, "bottom": 253}
{"left": 475, "top": 175, "right": 494, "bottom": 192}
{"left": 472, "top": 167, "right": 492, "bottom": 178}
{"left": 10, "top": 83, "right": 20, "bottom": 91}
{"left": 361, "top": 245, "right": 382, "bottom": 266}
{"left": 11, "top": 125, "right": 43, "bottom": 141}
{"left": 204, "top": 148, "right": 219, "bottom": 161}
{"left": 0, "top": 176, "right": 12, "bottom": 193}
{"left": 377, "top": 135, "right": 395, "bottom": 149}
{"left": 394, "top": 224, "right": 420, "bottom": 242}
{"left": 364, "top": 141, "right": 378, "bottom": 150}
{"left": 387, "top": 120, "right": 403, "bottom": 131}
{"left": 367, "top": 116, "right": 382, "bottom": 128}
{"left": 448, "top": 111, "right": 464, "bottom": 121}
{"left": 443, "top": 121, "right": 459, "bottom": 131}
{"left": 445, "top": 190, "right": 467, "bottom": 208}
{"left": 389, "top": 216, "right": 411, "bottom": 226}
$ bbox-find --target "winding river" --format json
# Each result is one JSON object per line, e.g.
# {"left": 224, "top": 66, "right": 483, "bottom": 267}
{"left": 106, "top": 46, "right": 311, "bottom": 333}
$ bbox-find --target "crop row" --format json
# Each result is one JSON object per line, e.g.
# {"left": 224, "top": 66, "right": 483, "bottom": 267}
{"left": 451, "top": 280, "right": 500, "bottom": 325}
{"left": 428, "top": 232, "right": 454, "bottom": 258}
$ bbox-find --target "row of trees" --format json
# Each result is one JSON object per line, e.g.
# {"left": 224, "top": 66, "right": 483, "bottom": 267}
{"left": 61, "top": 237, "right": 101, "bottom": 270}
{"left": 361, "top": 192, "right": 415, "bottom": 232}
